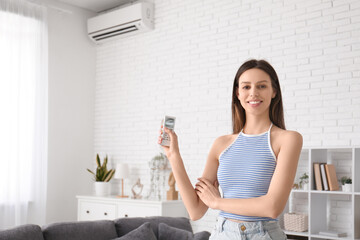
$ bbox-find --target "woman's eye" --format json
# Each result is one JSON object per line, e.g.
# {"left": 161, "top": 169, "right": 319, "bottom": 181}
{"left": 243, "top": 86, "right": 250, "bottom": 89}
{"left": 258, "top": 85, "right": 266, "bottom": 89}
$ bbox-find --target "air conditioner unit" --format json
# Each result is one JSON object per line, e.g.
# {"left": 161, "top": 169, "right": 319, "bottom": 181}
{"left": 87, "top": 2, "right": 154, "bottom": 43}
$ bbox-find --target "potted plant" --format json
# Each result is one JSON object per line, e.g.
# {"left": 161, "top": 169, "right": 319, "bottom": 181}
{"left": 299, "top": 172, "right": 309, "bottom": 190}
{"left": 340, "top": 176, "right": 352, "bottom": 192}
{"left": 87, "top": 154, "right": 115, "bottom": 196}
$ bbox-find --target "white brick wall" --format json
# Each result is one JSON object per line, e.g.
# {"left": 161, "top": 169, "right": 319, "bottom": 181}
{"left": 94, "top": 0, "right": 360, "bottom": 233}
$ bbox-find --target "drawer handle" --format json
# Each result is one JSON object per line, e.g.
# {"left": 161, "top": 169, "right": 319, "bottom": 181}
{"left": 125, "top": 214, "right": 128, "bottom": 217}
{"left": 104, "top": 212, "right": 107, "bottom": 216}
{"left": 86, "top": 211, "right": 90, "bottom": 214}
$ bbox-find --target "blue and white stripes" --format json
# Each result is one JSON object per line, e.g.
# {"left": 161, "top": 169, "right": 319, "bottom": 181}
{"left": 217, "top": 124, "right": 277, "bottom": 222}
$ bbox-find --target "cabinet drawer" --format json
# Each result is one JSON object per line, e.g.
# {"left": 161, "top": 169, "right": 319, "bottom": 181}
{"left": 79, "top": 202, "right": 116, "bottom": 221}
{"left": 117, "top": 204, "right": 160, "bottom": 218}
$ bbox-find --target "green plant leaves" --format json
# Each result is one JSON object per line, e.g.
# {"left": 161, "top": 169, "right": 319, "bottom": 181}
{"left": 96, "top": 154, "right": 101, "bottom": 168}
{"left": 88, "top": 154, "right": 116, "bottom": 182}
{"left": 104, "top": 169, "right": 115, "bottom": 182}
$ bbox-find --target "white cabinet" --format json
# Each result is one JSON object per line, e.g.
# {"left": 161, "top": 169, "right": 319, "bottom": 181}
{"left": 280, "top": 147, "right": 360, "bottom": 240}
{"left": 79, "top": 201, "right": 117, "bottom": 221}
{"left": 77, "top": 195, "right": 188, "bottom": 221}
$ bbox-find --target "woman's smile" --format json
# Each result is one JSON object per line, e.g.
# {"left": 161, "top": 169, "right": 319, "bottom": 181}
{"left": 248, "top": 100, "right": 263, "bottom": 107}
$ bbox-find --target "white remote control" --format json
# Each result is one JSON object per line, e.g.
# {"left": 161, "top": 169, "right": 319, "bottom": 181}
{"left": 159, "top": 115, "right": 176, "bottom": 146}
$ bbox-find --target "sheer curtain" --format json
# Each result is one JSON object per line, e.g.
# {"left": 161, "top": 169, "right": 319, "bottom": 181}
{"left": 0, "top": 0, "right": 48, "bottom": 229}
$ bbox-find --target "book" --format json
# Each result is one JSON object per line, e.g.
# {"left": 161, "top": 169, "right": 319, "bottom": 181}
{"left": 319, "top": 230, "right": 347, "bottom": 237}
{"left": 313, "top": 163, "right": 323, "bottom": 190}
{"left": 325, "top": 164, "right": 340, "bottom": 191}
{"left": 320, "top": 163, "right": 329, "bottom": 190}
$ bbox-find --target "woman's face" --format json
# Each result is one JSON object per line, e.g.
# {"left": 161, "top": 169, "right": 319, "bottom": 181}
{"left": 237, "top": 68, "right": 276, "bottom": 116}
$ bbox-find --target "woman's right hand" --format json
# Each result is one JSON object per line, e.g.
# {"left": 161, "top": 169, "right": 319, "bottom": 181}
{"left": 158, "top": 127, "right": 180, "bottom": 161}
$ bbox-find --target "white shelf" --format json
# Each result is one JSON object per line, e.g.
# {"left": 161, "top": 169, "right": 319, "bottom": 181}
{"left": 311, "top": 234, "right": 352, "bottom": 240}
{"left": 281, "top": 147, "right": 360, "bottom": 240}
{"left": 291, "top": 189, "right": 309, "bottom": 193}
{"left": 310, "top": 190, "right": 352, "bottom": 195}
{"left": 284, "top": 230, "right": 309, "bottom": 237}
{"left": 292, "top": 190, "right": 354, "bottom": 195}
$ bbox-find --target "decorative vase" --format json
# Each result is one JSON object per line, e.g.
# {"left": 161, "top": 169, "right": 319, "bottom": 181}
{"left": 343, "top": 183, "right": 352, "bottom": 192}
{"left": 146, "top": 153, "right": 169, "bottom": 200}
{"left": 302, "top": 183, "right": 309, "bottom": 190}
{"left": 94, "top": 182, "right": 111, "bottom": 196}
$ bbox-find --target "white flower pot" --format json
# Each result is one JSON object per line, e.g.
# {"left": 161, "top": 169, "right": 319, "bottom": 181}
{"left": 302, "top": 183, "right": 309, "bottom": 190}
{"left": 94, "top": 182, "right": 111, "bottom": 196}
{"left": 342, "top": 183, "right": 352, "bottom": 192}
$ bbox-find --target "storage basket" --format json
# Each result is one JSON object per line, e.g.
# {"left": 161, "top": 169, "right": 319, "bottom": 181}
{"left": 284, "top": 213, "right": 308, "bottom": 232}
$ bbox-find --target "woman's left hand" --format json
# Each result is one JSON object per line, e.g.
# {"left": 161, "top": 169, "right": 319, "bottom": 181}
{"left": 195, "top": 178, "right": 221, "bottom": 209}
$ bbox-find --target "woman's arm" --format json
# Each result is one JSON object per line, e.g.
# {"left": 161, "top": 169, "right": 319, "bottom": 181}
{"left": 159, "top": 127, "right": 220, "bottom": 221}
{"left": 196, "top": 131, "right": 303, "bottom": 219}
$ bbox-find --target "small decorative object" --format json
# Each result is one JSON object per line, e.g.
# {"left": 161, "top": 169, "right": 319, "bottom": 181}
{"left": 114, "top": 163, "right": 130, "bottom": 198}
{"left": 147, "top": 152, "right": 169, "bottom": 200}
{"left": 340, "top": 176, "right": 352, "bottom": 192}
{"left": 87, "top": 154, "right": 115, "bottom": 196}
{"left": 284, "top": 213, "right": 308, "bottom": 232}
{"left": 167, "top": 172, "right": 178, "bottom": 200}
{"left": 299, "top": 172, "right": 309, "bottom": 190}
{"left": 292, "top": 183, "right": 299, "bottom": 190}
{"left": 131, "top": 178, "right": 144, "bottom": 199}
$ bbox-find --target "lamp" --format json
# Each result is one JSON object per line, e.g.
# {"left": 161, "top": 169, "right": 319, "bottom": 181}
{"left": 114, "top": 163, "right": 129, "bottom": 198}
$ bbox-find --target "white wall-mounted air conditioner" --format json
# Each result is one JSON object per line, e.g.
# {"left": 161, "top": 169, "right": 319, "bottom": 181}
{"left": 87, "top": 2, "right": 154, "bottom": 43}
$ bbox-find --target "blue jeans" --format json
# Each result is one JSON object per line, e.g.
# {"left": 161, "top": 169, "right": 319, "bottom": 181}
{"left": 209, "top": 217, "right": 287, "bottom": 240}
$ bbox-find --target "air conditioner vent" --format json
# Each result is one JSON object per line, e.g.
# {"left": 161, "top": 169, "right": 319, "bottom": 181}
{"left": 93, "top": 25, "right": 138, "bottom": 41}
{"left": 87, "top": 2, "right": 154, "bottom": 43}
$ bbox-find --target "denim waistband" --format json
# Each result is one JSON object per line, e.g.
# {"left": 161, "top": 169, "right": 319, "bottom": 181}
{"left": 215, "top": 216, "right": 280, "bottom": 235}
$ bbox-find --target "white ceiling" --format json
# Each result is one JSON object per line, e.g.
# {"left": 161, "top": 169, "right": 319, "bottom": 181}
{"left": 56, "top": 0, "right": 132, "bottom": 12}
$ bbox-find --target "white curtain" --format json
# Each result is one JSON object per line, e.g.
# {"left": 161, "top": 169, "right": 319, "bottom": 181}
{"left": 0, "top": 0, "right": 48, "bottom": 229}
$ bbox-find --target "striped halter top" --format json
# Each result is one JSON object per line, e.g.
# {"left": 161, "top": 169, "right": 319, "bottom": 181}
{"left": 217, "top": 123, "right": 277, "bottom": 222}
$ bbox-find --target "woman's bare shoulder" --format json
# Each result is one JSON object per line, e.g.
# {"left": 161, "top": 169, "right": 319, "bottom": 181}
{"left": 211, "top": 133, "right": 239, "bottom": 157}
{"left": 271, "top": 127, "right": 303, "bottom": 161}
{"left": 215, "top": 133, "right": 238, "bottom": 144}
{"left": 273, "top": 127, "right": 302, "bottom": 147}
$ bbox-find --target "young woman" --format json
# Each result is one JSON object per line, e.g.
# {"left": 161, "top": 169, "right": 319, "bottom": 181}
{"left": 158, "top": 59, "right": 303, "bottom": 239}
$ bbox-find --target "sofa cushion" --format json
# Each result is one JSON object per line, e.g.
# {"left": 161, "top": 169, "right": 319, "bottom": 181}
{"left": 111, "top": 222, "right": 156, "bottom": 240}
{"left": 0, "top": 224, "right": 44, "bottom": 240}
{"left": 158, "top": 223, "right": 210, "bottom": 240}
{"left": 42, "top": 220, "right": 117, "bottom": 240}
{"left": 114, "top": 216, "right": 192, "bottom": 238}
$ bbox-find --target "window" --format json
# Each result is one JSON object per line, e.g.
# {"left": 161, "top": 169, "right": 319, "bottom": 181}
{"left": 0, "top": 0, "right": 48, "bottom": 228}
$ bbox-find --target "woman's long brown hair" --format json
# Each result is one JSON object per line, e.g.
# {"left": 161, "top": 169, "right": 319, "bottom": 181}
{"left": 231, "top": 59, "right": 285, "bottom": 134}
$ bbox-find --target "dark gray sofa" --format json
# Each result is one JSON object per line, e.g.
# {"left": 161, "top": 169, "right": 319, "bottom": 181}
{"left": 0, "top": 216, "right": 210, "bottom": 240}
